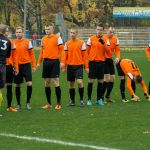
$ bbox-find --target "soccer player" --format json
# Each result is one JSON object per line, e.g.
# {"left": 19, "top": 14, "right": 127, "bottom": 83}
{"left": 145, "top": 44, "right": 150, "bottom": 94}
{"left": 102, "top": 27, "right": 120, "bottom": 102}
{"left": 117, "top": 58, "right": 150, "bottom": 101}
{"left": 146, "top": 44, "right": 150, "bottom": 61}
{"left": 14, "top": 26, "right": 36, "bottom": 110}
{"left": 37, "top": 23, "right": 64, "bottom": 110}
{"left": 61, "top": 27, "right": 88, "bottom": 106}
{"left": 5, "top": 27, "right": 18, "bottom": 112}
{"left": 0, "top": 24, "right": 11, "bottom": 115}
{"left": 86, "top": 22, "right": 110, "bottom": 106}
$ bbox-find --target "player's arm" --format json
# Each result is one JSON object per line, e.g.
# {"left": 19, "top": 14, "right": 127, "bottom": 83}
{"left": 81, "top": 42, "right": 89, "bottom": 73}
{"left": 115, "top": 38, "right": 120, "bottom": 63}
{"left": 86, "top": 38, "right": 91, "bottom": 56}
{"left": 11, "top": 42, "right": 19, "bottom": 74}
{"left": 146, "top": 44, "right": 150, "bottom": 61}
{"left": 37, "top": 39, "right": 44, "bottom": 69}
{"left": 126, "top": 76, "right": 136, "bottom": 96}
{"left": 28, "top": 41, "right": 36, "bottom": 72}
{"left": 61, "top": 43, "right": 68, "bottom": 72}
{"left": 6, "top": 40, "right": 11, "bottom": 58}
{"left": 104, "top": 39, "right": 111, "bottom": 54}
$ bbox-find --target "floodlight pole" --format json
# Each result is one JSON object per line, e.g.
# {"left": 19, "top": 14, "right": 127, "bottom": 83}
{"left": 24, "top": 0, "right": 27, "bottom": 37}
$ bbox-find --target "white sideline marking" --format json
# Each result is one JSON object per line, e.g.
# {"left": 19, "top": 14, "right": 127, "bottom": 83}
{"left": 0, "top": 133, "right": 119, "bottom": 150}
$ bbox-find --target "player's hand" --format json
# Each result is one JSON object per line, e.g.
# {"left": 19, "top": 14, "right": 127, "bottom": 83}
{"left": 99, "top": 38, "right": 105, "bottom": 45}
{"left": 37, "top": 64, "right": 40, "bottom": 70}
{"left": 115, "top": 58, "right": 120, "bottom": 64}
{"left": 15, "top": 70, "right": 19, "bottom": 76}
{"left": 131, "top": 94, "right": 140, "bottom": 101}
{"left": 32, "top": 67, "right": 36, "bottom": 73}
{"left": 85, "top": 68, "right": 89, "bottom": 74}
{"left": 60, "top": 63, "right": 65, "bottom": 70}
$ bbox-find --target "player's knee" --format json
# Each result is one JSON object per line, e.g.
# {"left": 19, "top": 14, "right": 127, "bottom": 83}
{"left": 53, "top": 79, "right": 59, "bottom": 87}
{"left": 27, "top": 81, "right": 32, "bottom": 86}
{"left": 88, "top": 79, "right": 94, "bottom": 84}
{"left": 77, "top": 80, "right": 83, "bottom": 88}
{"left": 110, "top": 75, "right": 115, "bottom": 82}
{"left": 104, "top": 74, "right": 110, "bottom": 82}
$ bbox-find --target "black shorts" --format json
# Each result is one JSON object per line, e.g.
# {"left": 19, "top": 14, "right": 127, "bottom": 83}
{"left": 67, "top": 65, "right": 83, "bottom": 81}
{"left": 14, "top": 63, "right": 32, "bottom": 84}
{"left": 88, "top": 61, "right": 104, "bottom": 79}
{"left": 0, "top": 64, "right": 6, "bottom": 89}
{"left": 6, "top": 65, "right": 14, "bottom": 83}
{"left": 116, "top": 62, "right": 125, "bottom": 76}
{"left": 104, "top": 58, "right": 115, "bottom": 75}
{"left": 42, "top": 59, "right": 60, "bottom": 78}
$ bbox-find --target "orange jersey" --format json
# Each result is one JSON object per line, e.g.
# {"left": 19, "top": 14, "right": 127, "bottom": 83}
{"left": 146, "top": 44, "right": 150, "bottom": 60}
{"left": 37, "top": 34, "right": 64, "bottom": 64}
{"left": 103, "top": 34, "right": 120, "bottom": 59}
{"left": 62, "top": 38, "right": 88, "bottom": 68}
{"left": 14, "top": 38, "right": 36, "bottom": 68}
{"left": 86, "top": 35, "right": 110, "bottom": 62}
{"left": 6, "top": 40, "right": 18, "bottom": 71}
{"left": 120, "top": 58, "right": 147, "bottom": 95}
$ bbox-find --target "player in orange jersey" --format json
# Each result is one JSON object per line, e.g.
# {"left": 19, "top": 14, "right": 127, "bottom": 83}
{"left": 86, "top": 22, "right": 111, "bottom": 106}
{"left": 0, "top": 24, "right": 11, "bottom": 116}
{"left": 145, "top": 44, "right": 150, "bottom": 94}
{"left": 61, "top": 27, "right": 88, "bottom": 106}
{"left": 146, "top": 44, "right": 150, "bottom": 61}
{"left": 37, "top": 23, "right": 64, "bottom": 110}
{"left": 117, "top": 58, "right": 150, "bottom": 101}
{"left": 102, "top": 27, "right": 120, "bottom": 102}
{"left": 5, "top": 27, "right": 18, "bottom": 112}
{"left": 14, "top": 26, "right": 36, "bottom": 110}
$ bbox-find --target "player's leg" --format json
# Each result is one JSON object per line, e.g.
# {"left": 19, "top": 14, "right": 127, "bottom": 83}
{"left": 42, "top": 59, "right": 52, "bottom": 109}
{"left": 75, "top": 65, "right": 84, "bottom": 106}
{"left": 25, "top": 63, "right": 33, "bottom": 110}
{"left": 105, "top": 61, "right": 115, "bottom": 102}
{"left": 96, "top": 62, "right": 104, "bottom": 105}
{"left": 67, "top": 65, "right": 75, "bottom": 106}
{"left": 87, "top": 61, "right": 95, "bottom": 105}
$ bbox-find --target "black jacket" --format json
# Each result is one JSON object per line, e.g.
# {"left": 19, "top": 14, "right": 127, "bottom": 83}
{"left": 0, "top": 34, "right": 11, "bottom": 64}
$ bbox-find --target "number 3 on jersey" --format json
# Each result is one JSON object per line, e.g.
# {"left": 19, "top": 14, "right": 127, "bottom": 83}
{"left": 0, "top": 40, "right": 8, "bottom": 50}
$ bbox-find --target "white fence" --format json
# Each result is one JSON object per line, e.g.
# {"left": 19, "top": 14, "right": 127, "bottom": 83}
{"left": 77, "top": 28, "right": 150, "bottom": 49}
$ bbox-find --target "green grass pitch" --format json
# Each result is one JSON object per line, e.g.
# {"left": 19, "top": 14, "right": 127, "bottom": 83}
{"left": 0, "top": 50, "right": 150, "bottom": 150}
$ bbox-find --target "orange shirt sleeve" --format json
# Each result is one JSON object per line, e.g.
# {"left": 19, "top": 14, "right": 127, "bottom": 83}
{"left": 82, "top": 51, "right": 88, "bottom": 69}
{"left": 146, "top": 46, "right": 150, "bottom": 60}
{"left": 29, "top": 48, "right": 36, "bottom": 68}
{"left": 12, "top": 49, "right": 18, "bottom": 72}
{"left": 140, "top": 80, "right": 148, "bottom": 94}
{"left": 126, "top": 77, "right": 135, "bottom": 95}
{"left": 115, "top": 45, "right": 120, "bottom": 59}
{"left": 61, "top": 51, "right": 67, "bottom": 66}
{"left": 37, "top": 47, "right": 43, "bottom": 65}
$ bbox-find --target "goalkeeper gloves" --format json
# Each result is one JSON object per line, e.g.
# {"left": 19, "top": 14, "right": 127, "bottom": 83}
{"left": 99, "top": 38, "right": 105, "bottom": 45}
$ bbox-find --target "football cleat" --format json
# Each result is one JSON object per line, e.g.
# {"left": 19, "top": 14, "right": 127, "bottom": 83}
{"left": 55, "top": 104, "right": 62, "bottom": 110}
{"left": 87, "top": 100, "right": 92, "bottom": 106}
{"left": 96, "top": 99, "right": 104, "bottom": 106}
{"left": 122, "top": 99, "right": 130, "bottom": 103}
{"left": 80, "top": 100, "right": 85, "bottom": 106}
{"left": 42, "top": 104, "right": 52, "bottom": 109}
{"left": 7, "top": 107, "right": 17, "bottom": 112}
{"left": 16, "top": 104, "right": 21, "bottom": 110}
{"left": 26, "top": 103, "right": 32, "bottom": 110}
{"left": 105, "top": 97, "right": 113, "bottom": 103}
{"left": 131, "top": 97, "right": 140, "bottom": 102}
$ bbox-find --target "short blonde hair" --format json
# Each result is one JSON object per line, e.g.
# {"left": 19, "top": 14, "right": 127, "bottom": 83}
{"left": 16, "top": 26, "right": 24, "bottom": 32}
